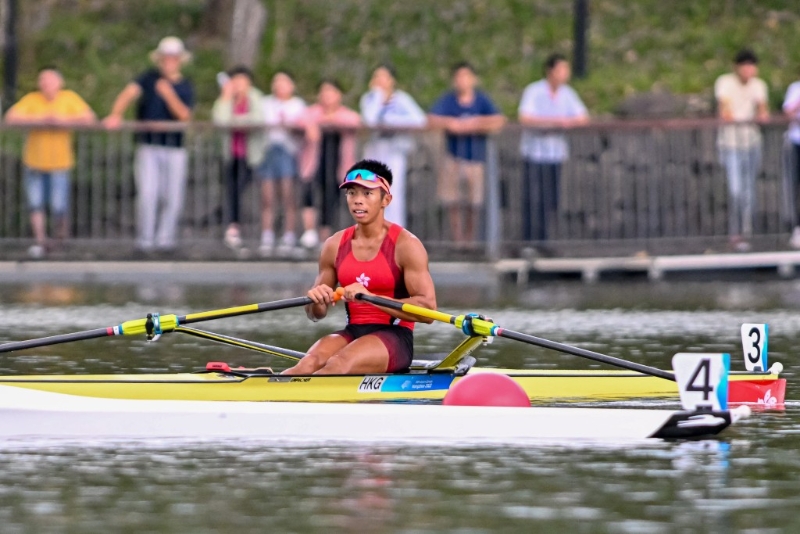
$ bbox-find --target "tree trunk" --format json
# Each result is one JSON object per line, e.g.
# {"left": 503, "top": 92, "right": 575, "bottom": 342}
{"left": 201, "top": 0, "right": 267, "bottom": 69}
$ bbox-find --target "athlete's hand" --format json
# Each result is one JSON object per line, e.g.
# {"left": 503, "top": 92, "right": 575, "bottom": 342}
{"left": 307, "top": 284, "right": 337, "bottom": 306}
{"left": 342, "top": 283, "right": 371, "bottom": 302}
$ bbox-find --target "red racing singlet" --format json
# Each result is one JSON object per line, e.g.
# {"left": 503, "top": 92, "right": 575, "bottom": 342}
{"left": 334, "top": 224, "right": 414, "bottom": 330}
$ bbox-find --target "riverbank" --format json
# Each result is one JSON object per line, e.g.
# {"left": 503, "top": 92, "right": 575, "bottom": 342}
{"left": 4, "top": 249, "right": 800, "bottom": 287}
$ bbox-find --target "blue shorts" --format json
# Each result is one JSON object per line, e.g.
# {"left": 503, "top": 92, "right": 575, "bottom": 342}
{"left": 258, "top": 145, "right": 297, "bottom": 181}
{"left": 25, "top": 168, "right": 70, "bottom": 215}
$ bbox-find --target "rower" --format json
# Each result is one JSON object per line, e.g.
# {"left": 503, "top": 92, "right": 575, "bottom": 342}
{"left": 282, "top": 159, "right": 437, "bottom": 375}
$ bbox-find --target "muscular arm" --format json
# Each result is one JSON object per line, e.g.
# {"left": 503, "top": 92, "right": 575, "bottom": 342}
{"left": 359, "top": 231, "right": 437, "bottom": 324}
{"left": 305, "top": 234, "right": 341, "bottom": 321}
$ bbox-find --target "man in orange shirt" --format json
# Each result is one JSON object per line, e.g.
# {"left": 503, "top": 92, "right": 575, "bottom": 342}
{"left": 5, "top": 67, "right": 95, "bottom": 258}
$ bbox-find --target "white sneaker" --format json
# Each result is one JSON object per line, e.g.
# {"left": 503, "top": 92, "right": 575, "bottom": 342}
{"left": 258, "top": 230, "right": 275, "bottom": 257}
{"left": 790, "top": 227, "right": 800, "bottom": 249}
{"left": 276, "top": 232, "right": 297, "bottom": 257}
{"left": 224, "top": 227, "right": 242, "bottom": 250}
{"left": 299, "top": 229, "right": 319, "bottom": 249}
{"left": 27, "top": 245, "right": 45, "bottom": 259}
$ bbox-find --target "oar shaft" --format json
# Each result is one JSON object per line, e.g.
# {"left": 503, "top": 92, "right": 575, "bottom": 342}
{"left": 0, "top": 296, "right": 314, "bottom": 354}
{"left": 495, "top": 328, "right": 676, "bottom": 381}
{"left": 356, "top": 294, "right": 458, "bottom": 325}
{"left": 0, "top": 327, "right": 114, "bottom": 353}
{"left": 178, "top": 297, "right": 312, "bottom": 325}
{"left": 355, "top": 292, "right": 675, "bottom": 381}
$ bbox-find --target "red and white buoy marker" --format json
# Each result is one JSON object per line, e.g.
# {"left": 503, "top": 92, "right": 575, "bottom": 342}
{"left": 443, "top": 373, "right": 531, "bottom": 407}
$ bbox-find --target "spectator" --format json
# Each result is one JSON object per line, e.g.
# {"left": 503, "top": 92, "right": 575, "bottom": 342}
{"left": 103, "top": 36, "right": 195, "bottom": 254}
{"left": 298, "top": 79, "right": 361, "bottom": 249}
{"left": 212, "top": 66, "right": 266, "bottom": 251}
{"left": 259, "top": 71, "right": 307, "bottom": 257}
{"left": 4, "top": 66, "right": 95, "bottom": 259}
{"left": 428, "top": 62, "right": 505, "bottom": 246}
{"left": 715, "top": 49, "right": 769, "bottom": 252}
{"left": 518, "top": 54, "right": 588, "bottom": 245}
{"left": 783, "top": 76, "right": 800, "bottom": 248}
{"left": 359, "top": 64, "right": 426, "bottom": 228}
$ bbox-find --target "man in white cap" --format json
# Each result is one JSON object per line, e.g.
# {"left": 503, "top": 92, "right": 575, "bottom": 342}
{"left": 104, "top": 37, "right": 195, "bottom": 254}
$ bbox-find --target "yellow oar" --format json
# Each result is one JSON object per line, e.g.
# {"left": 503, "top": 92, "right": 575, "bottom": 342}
{"left": 0, "top": 296, "right": 314, "bottom": 354}
{"left": 354, "top": 292, "right": 676, "bottom": 381}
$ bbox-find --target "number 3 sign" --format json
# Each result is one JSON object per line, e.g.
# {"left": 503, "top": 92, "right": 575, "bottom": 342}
{"left": 740, "top": 324, "right": 768, "bottom": 372}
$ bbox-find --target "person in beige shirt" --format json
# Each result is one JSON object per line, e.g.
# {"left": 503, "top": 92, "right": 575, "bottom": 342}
{"left": 714, "top": 49, "right": 769, "bottom": 252}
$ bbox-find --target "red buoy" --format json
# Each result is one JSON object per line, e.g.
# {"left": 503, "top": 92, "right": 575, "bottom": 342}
{"left": 443, "top": 373, "right": 531, "bottom": 407}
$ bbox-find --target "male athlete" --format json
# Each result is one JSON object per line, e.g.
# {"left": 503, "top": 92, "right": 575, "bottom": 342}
{"left": 283, "top": 159, "right": 436, "bottom": 375}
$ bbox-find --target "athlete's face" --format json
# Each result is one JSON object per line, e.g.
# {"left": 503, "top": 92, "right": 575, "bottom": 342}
{"left": 344, "top": 185, "right": 390, "bottom": 223}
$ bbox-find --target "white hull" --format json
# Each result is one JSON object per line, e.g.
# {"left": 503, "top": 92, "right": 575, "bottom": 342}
{"left": 0, "top": 386, "right": 749, "bottom": 443}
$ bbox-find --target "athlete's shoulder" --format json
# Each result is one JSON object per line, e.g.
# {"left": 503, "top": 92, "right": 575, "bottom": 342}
{"left": 394, "top": 227, "right": 428, "bottom": 260}
{"left": 395, "top": 226, "right": 421, "bottom": 244}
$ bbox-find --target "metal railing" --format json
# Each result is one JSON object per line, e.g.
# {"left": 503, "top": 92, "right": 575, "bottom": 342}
{"left": 0, "top": 119, "right": 796, "bottom": 259}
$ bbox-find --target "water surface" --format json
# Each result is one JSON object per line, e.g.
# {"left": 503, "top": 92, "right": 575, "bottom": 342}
{"left": 0, "top": 279, "right": 797, "bottom": 533}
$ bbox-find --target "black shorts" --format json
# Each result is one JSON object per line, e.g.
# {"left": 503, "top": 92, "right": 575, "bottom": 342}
{"left": 332, "top": 324, "right": 414, "bottom": 373}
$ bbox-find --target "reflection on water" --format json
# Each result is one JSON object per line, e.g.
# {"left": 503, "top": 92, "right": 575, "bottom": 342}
{"left": 0, "top": 433, "right": 798, "bottom": 533}
{"left": 0, "top": 279, "right": 799, "bottom": 532}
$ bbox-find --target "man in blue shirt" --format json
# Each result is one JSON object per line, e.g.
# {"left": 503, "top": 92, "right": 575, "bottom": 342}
{"left": 104, "top": 37, "right": 195, "bottom": 253}
{"left": 518, "top": 54, "right": 588, "bottom": 243}
{"left": 428, "top": 63, "right": 505, "bottom": 246}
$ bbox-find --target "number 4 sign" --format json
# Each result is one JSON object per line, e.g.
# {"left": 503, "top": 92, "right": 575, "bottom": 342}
{"left": 672, "top": 353, "right": 730, "bottom": 411}
{"left": 741, "top": 324, "right": 768, "bottom": 372}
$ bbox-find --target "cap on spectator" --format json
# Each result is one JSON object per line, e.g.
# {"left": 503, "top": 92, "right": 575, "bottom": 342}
{"left": 734, "top": 49, "right": 758, "bottom": 65}
{"left": 150, "top": 37, "right": 192, "bottom": 64}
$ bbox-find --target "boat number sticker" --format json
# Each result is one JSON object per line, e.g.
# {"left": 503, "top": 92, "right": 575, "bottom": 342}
{"left": 740, "top": 323, "right": 768, "bottom": 372}
{"left": 672, "top": 353, "right": 729, "bottom": 411}
{"left": 358, "top": 376, "right": 387, "bottom": 392}
{"left": 357, "top": 375, "right": 455, "bottom": 393}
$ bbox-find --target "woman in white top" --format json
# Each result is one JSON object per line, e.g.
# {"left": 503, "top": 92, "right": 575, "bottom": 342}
{"left": 359, "top": 64, "right": 426, "bottom": 228}
{"left": 258, "top": 71, "right": 307, "bottom": 256}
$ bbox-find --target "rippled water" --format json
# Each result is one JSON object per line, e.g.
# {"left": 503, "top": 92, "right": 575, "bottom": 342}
{"left": 0, "top": 279, "right": 799, "bottom": 533}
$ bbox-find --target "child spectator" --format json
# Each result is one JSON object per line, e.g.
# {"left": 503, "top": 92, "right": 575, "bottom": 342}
{"left": 258, "top": 71, "right": 306, "bottom": 256}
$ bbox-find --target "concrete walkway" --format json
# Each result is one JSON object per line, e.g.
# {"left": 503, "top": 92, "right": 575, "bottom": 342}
{"left": 496, "top": 250, "right": 800, "bottom": 284}
{"left": 0, "top": 260, "right": 499, "bottom": 287}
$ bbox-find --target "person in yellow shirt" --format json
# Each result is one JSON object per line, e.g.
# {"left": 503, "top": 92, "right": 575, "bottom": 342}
{"left": 5, "top": 67, "right": 95, "bottom": 258}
